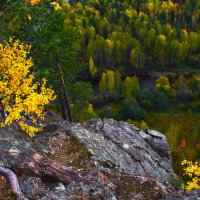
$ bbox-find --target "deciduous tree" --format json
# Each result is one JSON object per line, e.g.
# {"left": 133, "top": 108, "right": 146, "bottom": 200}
{"left": 187, "top": 75, "right": 200, "bottom": 98}
{"left": 88, "top": 56, "right": 97, "bottom": 77}
{"left": 122, "top": 76, "right": 140, "bottom": 99}
{"left": 0, "top": 38, "right": 55, "bottom": 137}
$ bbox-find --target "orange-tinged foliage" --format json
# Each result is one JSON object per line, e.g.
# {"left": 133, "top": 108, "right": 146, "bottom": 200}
{"left": 0, "top": 38, "right": 56, "bottom": 137}
{"left": 29, "top": 0, "right": 40, "bottom": 6}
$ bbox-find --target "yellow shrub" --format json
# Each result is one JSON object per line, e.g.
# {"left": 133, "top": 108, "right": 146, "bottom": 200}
{"left": 181, "top": 159, "right": 200, "bottom": 190}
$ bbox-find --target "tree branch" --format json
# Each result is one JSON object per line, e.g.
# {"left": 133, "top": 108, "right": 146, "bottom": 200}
{"left": 0, "top": 166, "right": 28, "bottom": 200}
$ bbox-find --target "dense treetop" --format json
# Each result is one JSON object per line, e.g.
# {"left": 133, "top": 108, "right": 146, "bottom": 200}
{"left": 0, "top": 0, "right": 199, "bottom": 74}
{"left": 64, "top": 0, "right": 200, "bottom": 72}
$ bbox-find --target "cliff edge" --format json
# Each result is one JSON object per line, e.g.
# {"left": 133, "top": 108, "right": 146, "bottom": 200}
{"left": 0, "top": 112, "right": 198, "bottom": 199}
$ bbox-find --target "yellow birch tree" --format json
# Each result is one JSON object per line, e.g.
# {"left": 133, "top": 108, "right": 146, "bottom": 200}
{"left": 0, "top": 38, "right": 56, "bottom": 137}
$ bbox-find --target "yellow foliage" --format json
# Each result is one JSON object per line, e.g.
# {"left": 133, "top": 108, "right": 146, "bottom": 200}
{"left": 0, "top": 38, "right": 56, "bottom": 137}
{"left": 155, "top": 76, "right": 171, "bottom": 91}
{"left": 27, "top": 14, "right": 32, "bottom": 21}
{"left": 87, "top": 103, "right": 94, "bottom": 114}
{"left": 86, "top": 6, "right": 100, "bottom": 15}
{"left": 181, "top": 159, "right": 200, "bottom": 190}
{"left": 28, "top": 0, "right": 40, "bottom": 5}
{"left": 71, "top": 102, "right": 97, "bottom": 122}
{"left": 89, "top": 57, "right": 97, "bottom": 77}
{"left": 127, "top": 119, "right": 149, "bottom": 130}
{"left": 51, "top": 2, "right": 62, "bottom": 11}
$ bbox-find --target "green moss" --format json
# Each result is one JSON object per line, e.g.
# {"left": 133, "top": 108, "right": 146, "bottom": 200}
{"left": 65, "top": 135, "right": 92, "bottom": 168}
{"left": 116, "top": 177, "right": 163, "bottom": 200}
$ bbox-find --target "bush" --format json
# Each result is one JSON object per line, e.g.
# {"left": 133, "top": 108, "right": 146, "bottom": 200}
{"left": 136, "top": 88, "right": 174, "bottom": 111}
{"left": 135, "top": 88, "right": 154, "bottom": 104}
{"left": 178, "top": 103, "right": 194, "bottom": 112}
{"left": 126, "top": 119, "right": 149, "bottom": 130}
{"left": 72, "top": 102, "right": 97, "bottom": 122}
{"left": 153, "top": 90, "right": 172, "bottom": 111}
{"left": 141, "top": 100, "right": 152, "bottom": 111}
{"left": 193, "top": 102, "right": 200, "bottom": 113}
{"left": 178, "top": 102, "right": 200, "bottom": 113}
{"left": 119, "top": 99, "right": 146, "bottom": 120}
{"left": 99, "top": 106, "right": 115, "bottom": 119}
{"left": 181, "top": 159, "right": 200, "bottom": 190}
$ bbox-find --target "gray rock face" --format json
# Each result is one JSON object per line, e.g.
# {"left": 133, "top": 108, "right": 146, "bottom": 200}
{"left": 163, "top": 190, "right": 200, "bottom": 200}
{"left": 0, "top": 112, "right": 195, "bottom": 200}
{"left": 63, "top": 118, "right": 176, "bottom": 187}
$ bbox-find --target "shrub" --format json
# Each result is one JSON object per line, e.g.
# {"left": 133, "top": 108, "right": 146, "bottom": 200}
{"left": 153, "top": 90, "right": 172, "bottom": 111}
{"left": 72, "top": 102, "right": 97, "bottom": 122}
{"left": 99, "top": 106, "right": 115, "bottom": 119}
{"left": 119, "top": 100, "right": 146, "bottom": 120}
{"left": 181, "top": 159, "right": 200, "bottom": 190}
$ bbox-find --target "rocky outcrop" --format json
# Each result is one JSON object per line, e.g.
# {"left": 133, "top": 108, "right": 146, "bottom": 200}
{"left": 0, "top": 111, "right": 195, "bottom": 199}
{"left": 71, "top": 118, "right": 175, "bottom": 187}
{"left": 163, "top": 190, "right": 200, "bottom": 200}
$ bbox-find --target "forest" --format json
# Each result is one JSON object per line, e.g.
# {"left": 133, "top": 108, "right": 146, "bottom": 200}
{"left": 0, "top": 0, "right": 200, "bottom": 183}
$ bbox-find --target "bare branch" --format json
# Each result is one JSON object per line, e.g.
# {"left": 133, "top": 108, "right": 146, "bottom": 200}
{"left": 0, "top": 166, "right": 28, "bottom": 200}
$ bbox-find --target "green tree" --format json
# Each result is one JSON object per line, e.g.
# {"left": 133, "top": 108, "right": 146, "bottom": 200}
{"left": 99, "top": 72, "right": 107, "bottom": 98}
{"left": 144, "top": 28, "right": 156, "bottom": 53}
{"left": 114, "top": 71, "right": 122, "bottom": 99}
{"left": 122, "top": 76, "right": 140, "bottom": 99}
{"left": 188, "top": 32, "right": 200, "bottom": 54}
{"left": 129, "top": 48, "right": 145, "bottom": 70}
{"left": 0, "top": 0, "right": 43, "bottom": 43}
{"left": 166, "top": 40, "right": 185, "bottom": 66}
{"left": 153, "top": 34, "right": 167, "bottom": 68}
{"left": 172, "top": 74, "right": 186, "bottom": 95}
{"left": 155, "top": 76, "right": 171, "bottom": 92}
{"left": 187, "top": 75, "right": 200, "bottom": 98}
{"left": 120, "top": 99, "right": 146, "bottom": 120}
{"left": 31, "top": 1, "right": 92, "bottom": 121}
{"left": 106, "top": 70, "right": 116, "bottom": 97}
{"left": 105, "top": 39, "right": 114, "bottom": 67}
{"left": 154, "top": 76, "right": 175, "bottom": 109}
{"left": 88, "top": 56, "right": 97, "bottom": 77}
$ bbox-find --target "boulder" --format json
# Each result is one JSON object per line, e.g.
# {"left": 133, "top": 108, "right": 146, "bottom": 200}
{"left": 0, "top": 112, "right": 195, "bottom": 200}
